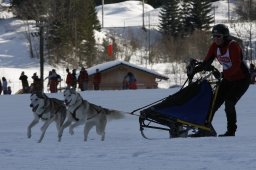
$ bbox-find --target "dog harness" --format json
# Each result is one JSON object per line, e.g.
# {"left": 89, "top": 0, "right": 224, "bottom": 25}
{"left": 69, "top": 96, "right": 103, "bottom": 121}
{"left": 38, "top": 97, "right": 62, "bottom": 120}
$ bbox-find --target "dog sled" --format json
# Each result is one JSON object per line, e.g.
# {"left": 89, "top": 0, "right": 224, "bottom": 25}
{"left": 133, "top": 59, "right": 221, "bottom": 139}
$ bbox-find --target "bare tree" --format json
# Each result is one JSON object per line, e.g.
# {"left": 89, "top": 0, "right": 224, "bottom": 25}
{"left": 236, "top": 0, "right": 256, "bottom": 21}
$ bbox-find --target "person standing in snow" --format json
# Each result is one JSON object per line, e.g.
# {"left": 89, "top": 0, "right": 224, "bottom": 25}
{"left": 93, "top": 69, "right": 101, "bottom": 90}
{"left": 189, "top": 24, "right": 250, "bottom": 137}
{"left": 48, "top": 69, "right": 59, "bottom": 93}
{"left": 31, "top": 73, "right": 43, "bottom": 93}
{"left": 19, "top": 71, "right": 29, "bottom": 93}
{"left": 7, "top": 86, "right": 11, "bottom": 95}
{"left": 0, "top": 79, "right": 2, "bottom": 95}
{"left": 249, "top": 63, "right": 256, "bottom": 84}
{"left": 2, "top": 77, "right": 8, "bottom": 95}
{"left": 65, "top": 68, "right": 73, "bottom": 88}
{"left": 71, "top": 69, "right": 77, "bottom": 90}
{"left": 78, "top": 67, "right": 89, "bottom": 91}
{"left": 123, "top": 72, "right": 137, "bottom": 89}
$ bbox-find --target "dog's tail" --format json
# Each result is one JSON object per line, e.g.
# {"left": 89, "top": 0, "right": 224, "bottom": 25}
{"left": 106, "top": 109, "right": 126, "bottom": 120}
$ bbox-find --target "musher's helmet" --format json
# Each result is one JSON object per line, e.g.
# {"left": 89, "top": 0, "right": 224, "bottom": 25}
{"left": 212, "top": 24, "right": 229, "bottom": 38}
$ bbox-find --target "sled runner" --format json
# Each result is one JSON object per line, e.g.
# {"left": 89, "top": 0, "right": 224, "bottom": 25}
{"left": 135, "top": 59, "right": 221, "bottom": 139}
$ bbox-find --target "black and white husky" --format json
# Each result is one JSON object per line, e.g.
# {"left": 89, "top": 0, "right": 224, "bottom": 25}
{"left": 28, "top": 93, "right": 66, "bottom": 143}
{"left": 58, "top": 88, "right": 125, "bottom": 142}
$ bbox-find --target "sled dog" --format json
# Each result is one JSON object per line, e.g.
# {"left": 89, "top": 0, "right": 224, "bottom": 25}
{"left": 28, "top": 92, "right": 66, "bottom": 143}
{"left": 58, "top": 88, "right": 125, "bottom": 142}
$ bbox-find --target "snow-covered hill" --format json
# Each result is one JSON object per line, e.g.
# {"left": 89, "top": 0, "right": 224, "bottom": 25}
{"left": 0, "top": 0, "right": 254, "bottom": 93}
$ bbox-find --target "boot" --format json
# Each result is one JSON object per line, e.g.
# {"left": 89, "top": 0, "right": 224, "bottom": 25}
{"left": 221, "top": 101, "right": 236, "bottom": 137}
{"left": 219, "top": 124, "right": 237, "bottom": 137}
{"left": 218, "top": 131, "right": 235, "bottom": 137}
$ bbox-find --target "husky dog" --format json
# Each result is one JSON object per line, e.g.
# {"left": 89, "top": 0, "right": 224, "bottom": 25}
{"left": 58, "top": 88, "right": 125, "bottom": 142}
{"left": 28, "top": 92, "right": 66, "bottom": 143}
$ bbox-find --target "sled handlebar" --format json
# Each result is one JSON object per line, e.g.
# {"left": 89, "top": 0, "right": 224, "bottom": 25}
{"left": 186, "top": 58, "right": 221, "bottom": 82}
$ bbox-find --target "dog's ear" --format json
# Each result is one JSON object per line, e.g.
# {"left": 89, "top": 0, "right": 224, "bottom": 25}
{"left": 36, "top": 92, "right": 44, "bottom": 99}
{"left": 70, "top": 87, "right": 76, "bottom": 94}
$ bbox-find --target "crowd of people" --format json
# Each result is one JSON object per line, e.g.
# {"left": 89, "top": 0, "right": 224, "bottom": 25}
{"left": 25, "top": 67, "right": 102, "bottom": 93}
{"left": 20, "top": 72, "right": 43, "bottom": 94}
{"left": 0, "top": 67, "right": 140, "bottom": 95}
{"left": 0, "top": 67, "right": 104, "bottom": 95}
{"left": 65, "top": 67, "right": 102, "bottom": 91}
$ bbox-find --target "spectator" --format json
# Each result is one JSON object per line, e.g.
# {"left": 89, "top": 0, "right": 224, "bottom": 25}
{"left": 93, "top": 69, "right": 101, "bottom": 90}
{"left": 45, "top": 71, "right": 52, "bottom": 88}
{"left": 0, "top": 79, "right": 2, "bottom": 95}
{"left": 71, "top": 69, "right": 77, "bottom": 89}
{"left": 32, "top": 73, "right": 37, "bottom": 81}
{"left": 19, "top": 71, "right": 29, "bottom": 93}
{"left": 78, "top": 67, "right": 89, "bottom": 91}
{"left": 128, "top": 72, "right": 137, "bottom": 89}
{"left": 123, "top": 72, "right": 137, "bottom": 89}
{"left": 65, "top": 68, "right": 73, "bottom": 88}
{"left": 249, "top": 63, "right": 256, "bottom": 84}
{"left": 31, "top": 73, "right": 42, "bottom": 93}
{"left": 2, "top": 77, "right": 8, "bottom": 95}
{"left": 49, "top": 69, "right": 59, "bottom": 93}
{"left": 7, "top": 86, "right": 11, "bottom": 95}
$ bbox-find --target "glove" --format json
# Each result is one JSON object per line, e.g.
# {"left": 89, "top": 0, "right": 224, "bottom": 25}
{"left": 213, "top": 70, "right": 222, "bottom": 79}
{"left": 186, "top": 64, "right": 195, "bottom": 79}
{"left": 186, "top": 58, "right": 199, "bottom": 78}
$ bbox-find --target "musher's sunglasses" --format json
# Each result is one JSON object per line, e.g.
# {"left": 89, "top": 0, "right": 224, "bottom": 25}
{"left": 212, "top": 34, "right": 223, "bottom": 39}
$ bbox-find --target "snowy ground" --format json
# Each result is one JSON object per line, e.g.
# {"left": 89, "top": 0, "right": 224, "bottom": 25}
{"left": 1, "top": 87, "right": 256, "bottom": 170}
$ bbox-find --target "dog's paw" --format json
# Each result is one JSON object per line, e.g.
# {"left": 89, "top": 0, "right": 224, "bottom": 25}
{"left": 69, "top": 128, "right": 74, "bottom": 135}
{"left": 58, "top": 133, "right": 62, "bottom": 139}
{"left": 27, "top": 131, "right": 31, "bottom": 138}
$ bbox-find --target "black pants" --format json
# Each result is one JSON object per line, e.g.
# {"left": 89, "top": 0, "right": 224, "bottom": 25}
{"left": 211, "top": 78, "right": 250, "bottom": 133}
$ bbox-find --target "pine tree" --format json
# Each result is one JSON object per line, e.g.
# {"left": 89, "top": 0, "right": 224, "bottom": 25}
{"left": 77, "top": 0, "right": 99, "bottom": 67}
{"left": 180, "top": 0, "right": 194, "bottom": 36}
{"left": 46, "top": 0, "right": 101, "bottom": 66}
{"left": 159, "top": 0, "right": 180, "bottom": 37}
{"left": 190, "top": 0, "right": 214, "bottom": 31}
{"left": 236, "top": 0, "right": 256, "bottom": 21}
{"left": 45, "top": 0, "right": 70, "bottom": 62}
{"left": 12, "top": 0, "right": 24, "bottom": 7}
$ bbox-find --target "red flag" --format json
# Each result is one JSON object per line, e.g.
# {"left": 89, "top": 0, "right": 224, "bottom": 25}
{"left": 107, "top": 44, "right": 113, "bottom": 57}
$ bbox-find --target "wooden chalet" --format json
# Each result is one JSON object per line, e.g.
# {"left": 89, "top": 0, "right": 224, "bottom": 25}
{"left": 86, "top": 60, "right": 168, "bottom": 90}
